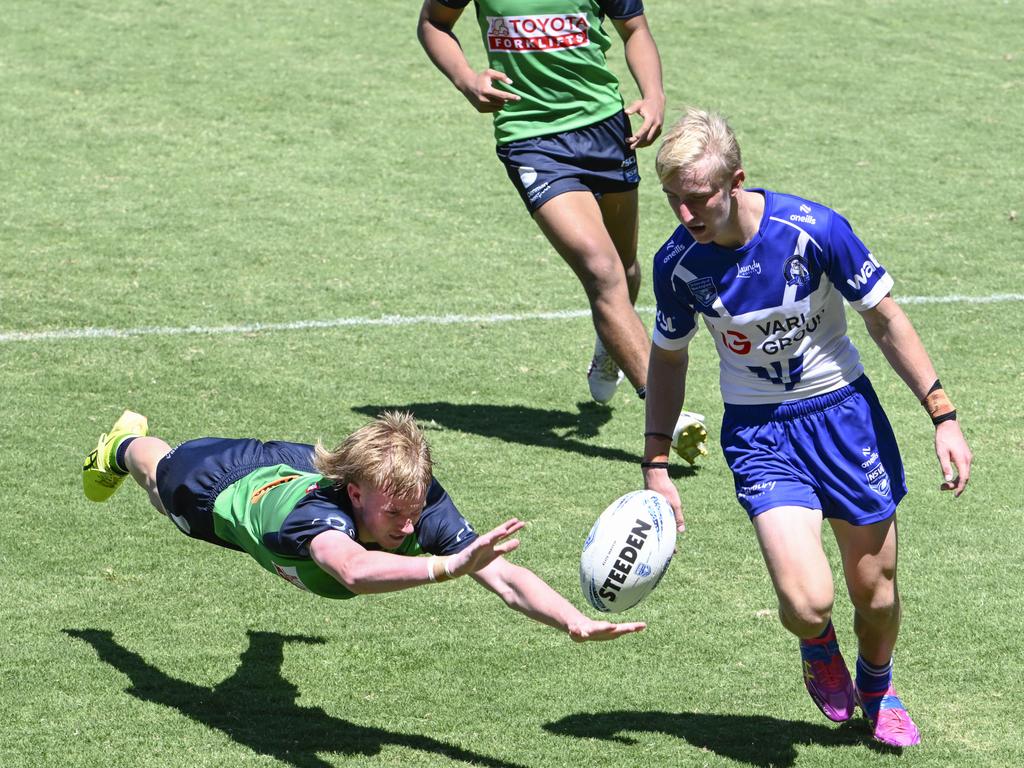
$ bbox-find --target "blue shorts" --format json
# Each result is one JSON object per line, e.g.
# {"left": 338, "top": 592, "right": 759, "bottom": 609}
{"left": 156, "top": 438, "right": 316, "bottom": 550}
{"left": 721, "top": 376, "right": 907, "bottom": 525}
{"left": 495, "top": 110, "right": 640, "bottom": 213}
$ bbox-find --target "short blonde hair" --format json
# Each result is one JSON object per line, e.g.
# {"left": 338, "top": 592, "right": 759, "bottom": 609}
{"left": 313, "top": 411, "right": 432, "bottom": 500}
{"left": 656, "top": 107, "right": 742, "bottom": 185}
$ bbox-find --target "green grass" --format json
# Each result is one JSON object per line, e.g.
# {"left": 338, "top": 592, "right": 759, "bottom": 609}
{"left": 2, "top": 1, "right": 1022, "bottom": 766}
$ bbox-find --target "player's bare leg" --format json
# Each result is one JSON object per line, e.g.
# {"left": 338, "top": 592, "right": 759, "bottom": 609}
{"left": 830, "top": 516, "right": 900, "bottom": 665}
{"left": 123, "top": 437, "right": 173, "bottom": 515}
{"left": 831, "top": 516, "right": 919, "bottom": 745}
{"left": 753, "top": 505, "right": 855, "bottom": 722}
{"left": 754, "top": 506, "right": 835, "bottom": 635}
{"left": 598, "top": 188, "right": 642, "bottom": 306}
{"left": 533, "top": 190, "right": 649, "bottom": 400}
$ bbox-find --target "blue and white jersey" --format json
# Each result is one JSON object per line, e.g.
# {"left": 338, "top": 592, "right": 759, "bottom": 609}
{"left": 652, "top": 189, "right": 894, "bottom": 405}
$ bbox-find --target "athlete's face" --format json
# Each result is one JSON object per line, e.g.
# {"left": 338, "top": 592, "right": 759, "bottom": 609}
{"left": 348, "top": 482, "right": 426, "bottom": 549}
{"left": 663, "top": 164, "right": 744, "bottom": 247}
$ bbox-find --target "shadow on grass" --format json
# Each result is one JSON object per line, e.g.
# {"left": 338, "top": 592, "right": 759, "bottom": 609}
{"left": 353, "top": 402, "right": 698, "bottom": 477}
{"left": 65, "top": 629, "right": 525, "bottom": 768}
{"left": 544, "top": 709, "right": 899, "bottom": 766}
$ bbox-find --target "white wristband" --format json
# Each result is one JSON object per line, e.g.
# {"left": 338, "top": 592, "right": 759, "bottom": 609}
{"left": 443, "top": 557, "right": 455, "bottom": 579}
{"left": 427, "top": 556, "right": 437, "bottom": 583}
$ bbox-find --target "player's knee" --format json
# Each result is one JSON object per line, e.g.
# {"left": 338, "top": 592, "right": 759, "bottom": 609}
{"left": 778, "top": 592, "right": 834, "bottom": 636}
{"left": 576, "top": 255, "right": 627, "bottom": 298}
{"left": 851, "top": 584, "right": 900, "bottom": 626}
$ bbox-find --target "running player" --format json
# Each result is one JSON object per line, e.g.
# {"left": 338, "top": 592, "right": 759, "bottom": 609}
{"left": 641, "top": 108, "right": 972, "bottom": 747}
{"left": 417, "top": 0, "right": 707, "bottom": 463}
{"left": 83, "top": 409, "right": 645, "bottom": 642}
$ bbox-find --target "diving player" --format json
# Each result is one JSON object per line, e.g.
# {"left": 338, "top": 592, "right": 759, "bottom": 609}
{"left": 641, "top": 108, "right": 972, "bottom": 747}
{"left": 83, "top": 410, "right": 645, "bottom": 642}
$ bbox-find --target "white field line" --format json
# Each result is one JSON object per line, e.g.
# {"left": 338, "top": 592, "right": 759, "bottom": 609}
{"left": 2, "top": 293, "right": 1022, "bottom": 344}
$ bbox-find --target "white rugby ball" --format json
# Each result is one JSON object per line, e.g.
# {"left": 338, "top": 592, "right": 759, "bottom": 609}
{"left": 579, "top": 490, "right": 676, "bottom": 613}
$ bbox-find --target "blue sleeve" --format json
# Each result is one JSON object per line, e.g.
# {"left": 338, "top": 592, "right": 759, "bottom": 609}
{"left": 264, "top": 492, "right": 357, "bottom": 558}
{"left": 651, "top": 231, "right": 700, "bottom": 349}
{"left": 822, "top": 212, "right": 894, "bottom": 311}
{"left": 598, "top": 0, "right": 645, "bottom": 20}
{"left": 415, "top": 479, "right": 478, "bottom": 555}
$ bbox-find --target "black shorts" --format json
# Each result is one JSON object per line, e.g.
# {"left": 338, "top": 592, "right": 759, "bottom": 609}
{"left": 155, "top": 438, "right": 316, "bottom": 550}
{"left": 495, "top": 110, "right": 640, "bottom": 213}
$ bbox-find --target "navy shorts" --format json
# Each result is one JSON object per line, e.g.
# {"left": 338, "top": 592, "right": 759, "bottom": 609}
{"left": 156, "top": 438, "right": 316, "bottom": 550}
{"left": 495, "top": 110, "right": 640, "bottom": 213}
{"left": 721, "top": 376, "right": 907, "bottom": 525}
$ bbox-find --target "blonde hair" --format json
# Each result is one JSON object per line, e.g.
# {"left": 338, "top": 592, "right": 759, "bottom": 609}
{"left": 656, "top": 107, "right": 742, "bottom": 185}
{"left": 313, "top": 411, "right": 432, "bottom": 500}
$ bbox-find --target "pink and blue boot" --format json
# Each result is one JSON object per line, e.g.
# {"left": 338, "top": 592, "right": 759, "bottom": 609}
{"left": 799, "top": 623, "right": 856, "bottom": 722}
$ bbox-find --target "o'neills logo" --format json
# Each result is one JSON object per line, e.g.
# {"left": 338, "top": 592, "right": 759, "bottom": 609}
{"left": 597, "top": 518, "right": 651, "bottom": 602}
{"left": 486, "top": 14, "right": 590, "bottom": 53}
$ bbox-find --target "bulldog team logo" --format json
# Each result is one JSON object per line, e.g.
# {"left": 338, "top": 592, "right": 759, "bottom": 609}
{"left": 486, "top": 14, "right": 590, "bottom": 52}
{"left": 783, "top": 253, "right": 810, "bottom": 287}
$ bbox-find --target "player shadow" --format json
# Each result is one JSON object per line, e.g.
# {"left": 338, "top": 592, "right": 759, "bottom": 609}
{"left": 64, "top": 629, "right": 524, "bottom": 768}
{"left": 544, "top": 709, "right": 896, "bottom": 766}
{"left": 352, "top": 402, "right": 697, "bottom": 477}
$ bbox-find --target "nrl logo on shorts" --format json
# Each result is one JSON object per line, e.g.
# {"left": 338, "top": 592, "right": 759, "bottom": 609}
{"left": 687, "top": 277, "right": 718, "bottom": 306}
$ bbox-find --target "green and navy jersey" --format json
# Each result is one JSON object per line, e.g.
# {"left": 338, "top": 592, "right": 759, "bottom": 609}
{"left": 652, "top": 190, "right": 895, "bottom": 405}
{"left": 212, "top": 467, "right": 478, "bottom": 599}
{"left": 439, "top": 0, "right": 645, "bottom": 144}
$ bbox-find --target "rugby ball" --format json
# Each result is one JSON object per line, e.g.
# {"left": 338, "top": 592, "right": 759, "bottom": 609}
{"left": 580, "top": 490, "right": 676, "bottom": 613}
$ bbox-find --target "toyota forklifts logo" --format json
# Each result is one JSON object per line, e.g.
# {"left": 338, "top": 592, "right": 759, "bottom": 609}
{"left": 486, "top": 14, "right": 590, "bottom": 53}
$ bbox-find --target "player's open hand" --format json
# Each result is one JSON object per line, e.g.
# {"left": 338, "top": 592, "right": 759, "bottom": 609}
{"left": 935, "top": 420, "right": 972, "bottom": 496}
{"left": 461, "top": 69, "right": 520, "bottom": 113}
{"left": 624, "top": 95, "right": 665, "bottom": 149}
{"left": 447, "top": 517, "right": 525, "bottom": 576}
{"left": 568, "top": 618, "right": 646, "bottom": 642}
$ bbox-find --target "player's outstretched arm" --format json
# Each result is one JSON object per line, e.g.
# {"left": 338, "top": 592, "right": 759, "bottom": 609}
{"left": 471, "top": 557, "right": 646, "bottom": 642}
{"left": 861, "top": 295, "right": 973, "bottom": 496}
{"left": 309, "top": 519, "right": 526, "bottom": 595}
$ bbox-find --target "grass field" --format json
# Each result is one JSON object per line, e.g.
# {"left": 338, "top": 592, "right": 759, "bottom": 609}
{"left": 2, "top": 1, "right": 1023, "bottom": 766}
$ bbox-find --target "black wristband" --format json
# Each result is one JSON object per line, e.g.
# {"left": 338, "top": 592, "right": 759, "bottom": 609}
{"left": 926, "top": 379, "right": 943, "bottom": 396}
{"left": 644, "top": 431, "right": 673, "bottom": 441}
{"left": 641, "top": 460, "right": 670, "bottom": 469}
{"left": 932, "top": 409, "right": 957, "bottom": 426}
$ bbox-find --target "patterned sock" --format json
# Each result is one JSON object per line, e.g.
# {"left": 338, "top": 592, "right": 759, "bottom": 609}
{"left": 635, "top": 386, "right": 647, "bottom": 400}
{"left": 856, "top": 655, "right": 894, "bottom": 719}
{"left": 112, "top": 435, "right": 140, "bottom": 475}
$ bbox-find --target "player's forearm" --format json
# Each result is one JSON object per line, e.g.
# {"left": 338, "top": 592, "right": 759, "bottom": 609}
{"left": 618, "top": 18, "right": 665, "bottom": 102}
{"left": 473, "top": 562, "right": 587, "bottom": 633}
{"left": 311, "top": 536, "right": 454, "bottom": 595}
{"left": 417, "top": 8, "right": 476, "bottom": 93}
{"left": 862, "top": 298, "right": 939, "bottom": 401}
{"left": 645, "top": 345, "right": 689, "bottom": 459}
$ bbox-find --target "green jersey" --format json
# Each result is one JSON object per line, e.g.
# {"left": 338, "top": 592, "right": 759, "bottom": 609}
{"left": 445, "top": 0, "right": 645, "bottom": 144}
{"left": 212, "top": 464, "right": 478, "bottom": 599}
